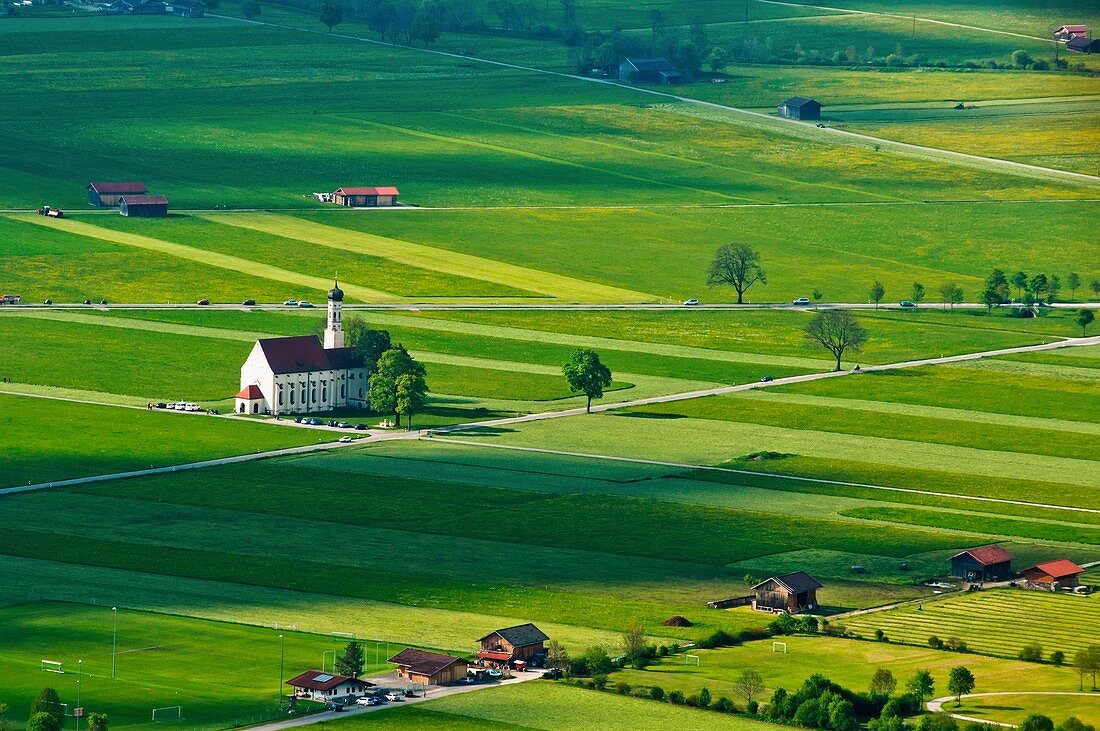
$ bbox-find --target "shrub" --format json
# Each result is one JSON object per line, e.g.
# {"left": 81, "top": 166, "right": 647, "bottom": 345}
{"left": 1055, "top": 717, "right": 1095, "bottom": 731}
{"left": 1050, "top": 650, "right": 1065, "bottom": 666}
{"left": 875, "top": 629, "right": 888, "bottom": 642}
{"left": 698, "top": 629, "right": 739, "bottom": 649}
{"left": 698, "top": 687, "right": 712, "bottom": 709}
{"left": 592, "top": 674, "right": 608, "bottom": 690}
{"left": 1031, "top": 60, "right": 1049, "bottom": 70}
{"left": 668, "top": 690, "right": 686, "bottom": 705}
{"left": 715, "top": 697, "right": 736, "bottom": 713}
{"left": 1019, "top": 643, "right": 1044, "bottom": 663}
{"left": 650, "top": 686, "right": 665, "bottom": 702}
{"left": 657, "top": 645, "right": 669, "bottom": 657}
{"left": 946, "top": 636, "right": 966, "bottom": 652}
{"left": 881, "top": 694, "right": 920, "bottom": 719}
{"left": 686, "top": 694, "right": 699, "bottom": 707}
{"left": 614, "top": 682, "right": 631, "bottom": 695}
{"left": 631, "top": 687, "right": 649, "bottom": 699}
{"left": 1020, "top": 716, "right": 1055, "bottom": 731}
{"left": 928, "top": 636, "right": 944, "bottom": 649}
{"left": 770, "top": 613, "right": 800, "bottom": 635}
{"left": 747, "top": 699, "right": 760, "bottom": 714}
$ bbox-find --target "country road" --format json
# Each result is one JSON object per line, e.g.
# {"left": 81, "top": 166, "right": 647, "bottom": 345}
{"left": 3, "top": 302, "right": 1097, "bottom": 311}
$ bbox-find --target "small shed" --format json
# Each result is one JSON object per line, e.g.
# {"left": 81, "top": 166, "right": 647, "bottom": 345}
{"left": 1067, "top": 35, "right": 1100, "bottom": 53}
{"left": 618, "top": 58, "right": 683, "bottom": 85}
{"left": 949, "top": 545, "right": 1013, "bottom": 582}
{"left": 234, "top": 384, "right": 265, "bottom": 414}
{"left": 752, "top": 572, "right": 823, "bottom": 613}
{"left": 168, "top": 0, "right": 204, "bottom": 16}
{"left": 1022, "top": 559, "right": 1084, "bottom": 590}
{"left": 477, "top": 623, "right": 549, "bottom": 665}
{"left": 88, "top": 181, "right": 148, "bottom": 207}
{"left": 119, "top": 195, "right": 168, "bottom": 217}
{"left": 286, "top": 670, "right": 372, "bottom": 704}
{"left": 1054, "top": 25, "right": 1089, "bottom": 41}
{"left": 331, "top": 187, "right": 399, "bottom": 207}
{"left": 778, "top": 97, "right": 822, "bottom": 120}
{"left": 388, "top": 649, "right": 467, "bottom": 686}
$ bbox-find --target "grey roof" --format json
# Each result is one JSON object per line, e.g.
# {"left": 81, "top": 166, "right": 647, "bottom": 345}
{"left": 388, "top": 649, "right": 466, "bottom": 676}
{"left": 479, "top": 623, "right": 549, "bottom": 647}
{"left": 753, "top": 571, "right": 823, "bottom": 594}
{"left": 781, "top": 96, "right": 820, "bottom": 108}
{"left": 623, "top": 57, "right": 679, "bottom": 73}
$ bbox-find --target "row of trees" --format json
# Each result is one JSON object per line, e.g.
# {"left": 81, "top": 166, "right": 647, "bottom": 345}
{"left": 334, "top": 318, "right": 429, "bottom": 428}
{"left": 1, "top": 689, "right": 108, "bottom": 731}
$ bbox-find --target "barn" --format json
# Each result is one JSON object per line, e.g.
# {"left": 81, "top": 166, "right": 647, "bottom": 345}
{"left": 167, "top": 0, "right": 204, "bottom": 16}
{"left": 1067, "top": 35, "right": 1100, "bottom": 53}
{"left": 331, "top": 187, "right": 399, "bottom": 207}
{"left": 618, "top": 58, "right": 683, "bottom": 84}
{"left": 88, "top": 181, "right": 148, "bottom": 207}
{"left": 752, "top": 572, "right": 823, "bottom": 613}
{"left": 1022, "top": 559, "right": 1084, "bottom": 590}
{"left": 949, "top": 545, "right": 1013, "bottom": 582}
{"left": 388, "top": 649, "right": 468, "bottom": 686}
{"left": 477, "top": 623, "right": 549, "bottom": 666}
{"left": 778, "top": 97, "right": 822, "bottom": 120}
{"left": 1054, "top": 25, "right": 1089, "bottom": 41}
{"left": 119, "top": 195, "right": 169, "bottom": 217}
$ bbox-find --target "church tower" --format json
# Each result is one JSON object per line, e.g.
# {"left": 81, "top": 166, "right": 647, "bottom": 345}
{"left": 324, "top": 278, "right": 344, "bottom": 349}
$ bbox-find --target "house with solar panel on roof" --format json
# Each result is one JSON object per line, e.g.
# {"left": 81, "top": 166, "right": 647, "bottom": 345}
{"left": 234, "top": 280, "right": 368, "bottom": 415}
{"left": 286, "top": 670, "right": 373, "bottom": 704}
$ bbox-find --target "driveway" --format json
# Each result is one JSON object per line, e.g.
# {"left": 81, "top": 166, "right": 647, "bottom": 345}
{"left": 927, "top": 692, "right": 1099, "bottom": 728}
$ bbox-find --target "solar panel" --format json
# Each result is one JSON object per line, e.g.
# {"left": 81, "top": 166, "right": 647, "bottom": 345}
{"left": 313, "top": 674, "right": 334, "bottom": 682}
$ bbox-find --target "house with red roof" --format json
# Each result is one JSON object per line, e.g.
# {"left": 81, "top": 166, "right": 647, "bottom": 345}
{"left": 286, "top": 669, "right": 372, "bottom": 704}
{"left": 1022, "top": 559, "right": 1084, "bottom": 590}
{"left": 331, "top": 186, "right": 399, "bottom": 207}
{"left": 949, "top": 545, "right": 1014, "bottom": 582}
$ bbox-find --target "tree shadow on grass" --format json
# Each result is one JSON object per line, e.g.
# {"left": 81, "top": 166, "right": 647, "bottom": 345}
{"left": 609, "top": 412, "right": 684, "bottom": 419}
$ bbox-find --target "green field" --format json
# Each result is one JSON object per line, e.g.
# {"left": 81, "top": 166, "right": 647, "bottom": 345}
{"left": 954, "top": 694, "right": 1100, "bottom": 727}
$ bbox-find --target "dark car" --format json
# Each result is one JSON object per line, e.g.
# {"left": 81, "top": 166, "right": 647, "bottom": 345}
{"left": 294, "top": 416, "right": 303, "bottom": 423}
{"left": 354, "top": 423, "right": 368, "bottom": 430}
{"left": 327, "top": 420, "right": 337, "bottom": 427}
{"left": 83, "top": 299, "right": 91, "bottom": 305}
{"left": 100, "top": 299, "right": 108, "bottom": 305}
{"left": 899, "top": 300, "right": 917, "bottom": 308}
{"left": 760, "top": 376, "right": 774, "bottom": 382}
{"left": 43, "top": 299, "right": 52, "bottom": 305}
{"left": 242, "top": 299, "right": 256, "bottom": 306}
{"left": 155, "top": 402, "right": 167, "bottom": 409}
{"left": 329, "top": 703, "right": 344, "bottom": 712}
{"left": 403, "top": 689, "right": 416, "bottom": 698}
{"left": 197, "top": 299, "right": 210, "bottom": 306}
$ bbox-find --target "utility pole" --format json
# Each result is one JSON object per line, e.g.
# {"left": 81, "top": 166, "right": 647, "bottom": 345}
{"left": 278, "top": 634, "right": 285, "bottom": 710}
{"left": 76, "top": 660, "right": 83, "bottom": 731}
{"left": 111, "top": 607, "right": 118, "bottom": 679}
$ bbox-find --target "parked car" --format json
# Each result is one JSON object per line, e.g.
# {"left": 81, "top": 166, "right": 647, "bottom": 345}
{"left": 487, "top": 669, "right": 503, "bottom": 678}
{"left": 283, "top": 299, "right": 299, "bottom": 306}
{"left": 43, "top": 299, "right": 52, "bottom": 305}
{"left": 329, "top": 703, "right": 344, "bottom": 712}
{"left": 307, "top": 418, "right": 324, "bottom": 425}
{"left": 298, "top": 301, "right": 315, "bottom": 308}
{"left": 899, "top": 300, "right": 917, "bottom": 307}
{"left": 760, "top": 376, "right": 774, "bottom": 382}
{"left": 354, "top": 423, "right": 368, "bottom": 430}
{"left": 83, "top": 299, "right": 91, "bottom": 305}
{"left": 293, "top": 416, "right": 303, "bottom": 423}
{"left": 792, "top": 297, "right": 810, "bottom": 305}
{"left": 196, "top": 299, "right": 210, "bottom": 306}
{"left": 403, "top": 689, "right": 416, "bottom": 698}
{"left": 155, "top": 402, "right": 167, "bottom": 409}
{"left": 338, "top": 436, "right": 352, "bottom": 443}
{"left": 356, "top": 696, "right": 379, "bottom": 706}
{"left": 682, "top": 298, "right": 699, "bottom": 306}
{"left": 184, "top": 402, "right": 201, "bottom": 412}
{"left": 99, "top": 299, "right": 108, "bottom": 305}
{"left": 336, "top": 421, "right": 351, "bottom": 428}
{"left": 242, "top": 299, "right": 256, "bottom": 306}
{"left": 816, "top": 123, "right": 826, "bottom": 128}
{"left": 384, "top": 692, "right": 403, "bottom": 702}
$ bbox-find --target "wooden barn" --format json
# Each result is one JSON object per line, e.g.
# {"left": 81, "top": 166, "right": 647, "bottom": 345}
{"left": 388, "top": 649, "right": 467, "bottom": 686}
{"left": 167, "top": 0, "right": 204, "bottom": 16}
{"left": 778, "top": 97, "right": 822, "bottom": 120}
{"left": 477, "top": 623, "right": 549, "bottom": 665}
{"left": 331, "top": 186, "right": 399, "bottom": 207}
{"left": 752, "top": 572, "right": 823, "bottom": 613}
{"left": 1067, "top": 35, "right": 1100, "bottom": 53}
{"left": 119, "top": 195, "right": 169, "bottom": 217}
{"left": 1054, "top": 25, "right": 1089, "bottom": 41}
{"left": 618, "top": 57, "right": 683, "bottom": 84}
{"left": 1022, "top": 559, "right": 1084, "bottom": 590}
{"left": 949, "top": 544, "right": 1013, "bottom": 582}
{"left": 88, "top": 181, "right": 147, "bottom": 207}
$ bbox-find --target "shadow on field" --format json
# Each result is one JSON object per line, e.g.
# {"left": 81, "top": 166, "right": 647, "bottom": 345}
{"left": 609, "top": 411, "right": 684, "bottom": 419}
{"left": 447, "top": 426, "right": 518, "bottom": 437}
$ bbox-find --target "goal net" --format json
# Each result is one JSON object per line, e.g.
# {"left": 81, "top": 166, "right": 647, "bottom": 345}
{"left": 684, "top": 654, "right": 700, "bottom": 666}
{"left": 772, "top": 642, "right": 788, "bottom": 654}
{"left": 41, "top": 659, "right": 64, "bottom": 674}
{"left": 152, "top": 706, "right": 183, "bottom": 722}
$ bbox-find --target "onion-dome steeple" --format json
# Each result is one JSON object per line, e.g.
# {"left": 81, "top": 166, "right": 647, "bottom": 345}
{"left": 328, "top": 277, "right": 344, "bottom": 302}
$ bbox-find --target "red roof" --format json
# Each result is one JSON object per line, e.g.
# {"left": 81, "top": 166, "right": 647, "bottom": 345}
{"left": 1060, "top": 25, "right": 1089, "bottom": 32}
{"left": 285, "top": 670, "right": 372, "bottom": 691}
{"left": 256, "top": 336, "right": 364, "bottom": 374}
{"left": 120, "top": 195, "right": 168, "bottom": 205}
{"left": 334, "top": 186, "right": 399, "bottom": 196}
{"left": 952, "top": 544, "right": 1013, "bottom": 566}
{"left": 89, "top": 181, "right": 147, "bottom": 194}
{"left": 373, "top": 186, "right": 399, "bottom": 196}
{"left": 1029, "top": 559, "right": 1084, "bottom": 579}
{"left": 235, "top": 384, "right": 263, "bottom": 400}
{"left": 477, "top": 651, "right": 511, "bottom": 661}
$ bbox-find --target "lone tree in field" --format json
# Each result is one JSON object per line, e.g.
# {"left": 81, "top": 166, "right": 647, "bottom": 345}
{"left": 1068, "top": 272, "right": 1081, "bottom": 300}
{"left": 369, "top": 346, "right": 427, "bottom": 428}
{"left": 805, "top": 310, "right": 867, "bottom": 371}
{"left": 869, "top": 281, "right": 886, "bottom": 309}
{"left": 707, "top": 243, "right": 766, "bottom": 304}
{"left": 905, "top": 669, "right": 935, "bottom": 704}
{"left": 1077, "top": 309, "right": 1095, "bottom": 336}
{"left": 563, "top": 349, "right": 612, "bottom": 413}
{"left": 336, "top": 640, "right": 365, "bottom": 678}
{"left": 545, "top": 640, "right": 569, "bottom": 671}
{"left": 30, "top": 689, "right": 63, "bottom": 727}
{"left": 319, "top": 0, "right": 343, "bottom": 31}
{"left": 869, "top": 668, "right": 897, "bottom": 698}
{"left": 733, "top": 669, "right": 765, "bottom": 704}
{"left": 947, "top": 666, "right": 975, "bottom": 705}
{"left": 911, "top": 281, "right": 926, "bottom": 304}
{"left": 622, "top": 624, "right": 648, "bottom": 669}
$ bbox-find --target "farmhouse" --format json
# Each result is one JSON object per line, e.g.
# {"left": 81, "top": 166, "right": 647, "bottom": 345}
{"left": 477, "top": 623, "right": 549, "bottom": 666}
{"left": 88, "top": 181, "right": 147, "bottom": 207}
{"left": 1054, "top": 25, "right": 1089, "bottom": 41}
{"left": 949, "top": 544, "right": 1014, "bottom": 582}
{"left": 119, "top": 195, "right": 168, "bottom": 217}
{"left": 618, "top": 58, "right": 683, "bottom": 84}
{"left": 331, "top": 187, "right": 399, "bottom": 207}
{"left": 235, "top": 281, "right": 368, "bottom": 415}
{"left": 1067, "top": 35, "right": 1100, "bottom": 53}
{"left": 778, "top": 97, "right": 822, "bottom": 120}
{"left": 388, "top": 649, "right": 468, "bottom": 686}
{"left": 113, "top": 0, "right": 166, "bottom": 13}
{"left": 1022, "top": 559, "right": 1084, "bottom": 590}
{"left": 286, "top": 670, "right": 372, "bottom": 704}
{"left": 752, "top": 572, "right": 823, "bottom": 613}
{"left": 167, "top": 0, "right": 204, "bottom": 16}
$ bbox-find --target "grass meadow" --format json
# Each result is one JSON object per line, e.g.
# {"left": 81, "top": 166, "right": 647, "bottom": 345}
{"left": 954, "top": 695, "right": 1099, "bottom": 727}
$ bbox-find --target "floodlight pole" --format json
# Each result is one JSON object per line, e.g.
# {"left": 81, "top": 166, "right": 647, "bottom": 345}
{"left": 279, "top": 634, "right": 285, "bottom": 710}
{"left": 76, "top": 659, "right": 82, "bottom": 731}
{"left": 112, "top": 607, "right": 118, "bottom": 679}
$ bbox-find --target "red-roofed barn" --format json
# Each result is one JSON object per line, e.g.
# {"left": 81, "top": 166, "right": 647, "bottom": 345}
{"left": 950, "top": 545, "right": 1014, "bottom": 582}
{"left": 1054, "top": 25, "right": 1089, "bottom": 41}
{"left": 88, "top": 181, "right": 148, "bottom": 207}
{"left": 332, "top": 186, "right": 399, "bottom": 207}
{"left": 119, "top": 195, "right": 169, "bottom": 217}
{"left": 1022, "top": 559, "right": 1084, "bottom": 590}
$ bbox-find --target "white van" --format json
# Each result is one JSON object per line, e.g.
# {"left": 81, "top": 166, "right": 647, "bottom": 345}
{"left": 792, "top": 297, "right": 810, "bottom": 305}
{"left": 184, "top": 403, "right": 201, "bottom": 412}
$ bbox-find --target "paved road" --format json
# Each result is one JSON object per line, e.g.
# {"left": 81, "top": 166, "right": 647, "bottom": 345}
{"left": 927, "top": 692, "right": 1099, "bottom": 728}
{"left": 3, "top": 302, "right": 1097, "bottom": 311}
{"left": 250, "top": 672, "right": 543, "bottom": 731}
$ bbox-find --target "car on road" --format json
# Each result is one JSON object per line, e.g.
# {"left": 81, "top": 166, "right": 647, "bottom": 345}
{"left": 384, "top": 692, "right": 403, "bottom": 702}
{"left": 298, "top": 301, "right": 314, "bottom": 308}
{"left": 83, "top": 299, "right": 91, "bottom": 305}
{"left": 242, "top": 299, "right": 256, "bottom": 306}
{"left": 682, "top": 298, "right": 699, "bottom": 306}
{"left": 184, "top": 402, "right": 201, "bottom": 412}
{"left": 336, "top": 421, "right": 351, "bottom": 428}
{"left": 154, "top": 402, "right": 167, "bottom": 409}
{"left": 196, "top": 299, "right": 210, "bottom": 306}
{"left": 308, "top": 418, "right": 324, "bottom": 425}
{"left": 760, "top": 376, "right": 774, "bottom": 382}
{"left": 99, "top": 299, "right": 108, "bottom": 305}
{"left": 356, "top": 696, "right": 380, "bottom": 706}
{"left": 792, "top": 297, "right": 810, "bottom": 305}
{"left": 899, "top": 300, "right": 917, "bottom": 307}
{"left": 403, "top": 689, "right": 417, "bottom": 698}
{"left": 338, "top": 436, "right": 352, "bottom": 443}
{"left": 816, "top": 123, "right": 826, "bottom": 128}
{"left": 283, "top": 299, "right": 298, "bottom": 306}
{"left": 354, "top": 423, "right": 368, "bottom": 430}
{"left": 329, "top": 703, "right": 344, "bottom": 712}
{"left": 43, "top": 298, "right": 52, "bottom": 305}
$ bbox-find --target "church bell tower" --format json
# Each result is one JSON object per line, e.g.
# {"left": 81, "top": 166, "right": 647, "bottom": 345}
{"left": 324, "top": 277, "right": 344, "bottom": 349}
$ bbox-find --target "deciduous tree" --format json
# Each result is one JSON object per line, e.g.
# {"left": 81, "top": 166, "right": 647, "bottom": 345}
{"left": 939, "top": 282, "right": 963, "bottom": 310}
{"left": 869, "top": 280, "right": 886, "bottom": 309}
{"left": 1011, "top": 271, "right": 1029, "bottom": 299}
{"left": 395, "top": 372, "right": 428, "bottom": 430}
{"left": 546, "top": 640, "right": 569, "bottom": 671}
{"left": 804, "top": 310, "right": 868, "bottom": 371}
{"left": 1076, "top": 309, "right": 1095, "bottom": 336}
{"left": 1091, "top": 280, "right": 1100, "bottom": 299}
{"left": 911, "top": 281, "right": 926, "bottom": 303}
{"left": 563, "top": 349, "right": 612, "bottom": 413}
{"left": 87, "top": 713, "right": 109, "bottom": 731}
{"left": 1020, "top": 716, "right": 1055, "bottom": 731}
{"left": 947, "top": 666, "right": 975, "bottom": 704}
{"left": 30, "top": 689, "right": 63, "bottom": 727}
{"left": 621, "top": 624, "right": 648, "bottom": 669}
{"left": 369, "top": 346, "right": 426, "bottom": 427}
{"left": 733, "top": 669, "right": 765, "bottom": 704}
{"left": 707, "top": 243, "right": 766, "bottom": 304}
{"left": 1067, "top": 272, "right": 1081, "bottom": 300}
{"left": 319, "top": 0, "right": 343, "bottom": 30}
{"left": 869, "top": 668, "right": 897, "bottom": 697}
{"left": 241, "top": 0, "right": 260, "bottom": 19}
{"left": 26, "top": 714, "right": 59, "bottom": 731}
{"left": 411, "top": 9, "right": 442, "bottom": 46}
{"left": 905, "top": 669, "right": 935, "bottom": 704}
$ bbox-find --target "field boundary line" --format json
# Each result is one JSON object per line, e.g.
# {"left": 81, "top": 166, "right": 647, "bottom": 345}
{"left": 422, "top": 437, "right": 1099, "bottom": 516}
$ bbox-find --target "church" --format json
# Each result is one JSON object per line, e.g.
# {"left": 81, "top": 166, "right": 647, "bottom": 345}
{"left": 234, "top": 281, "right": 369, "bottom": 415}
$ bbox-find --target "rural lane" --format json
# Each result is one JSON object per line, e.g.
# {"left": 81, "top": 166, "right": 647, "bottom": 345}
{"left": 926, "top": 692, "right": 1100, "bottom": 728}
{"left": 4, "top": 302, "right": 1098, "bottom": 311}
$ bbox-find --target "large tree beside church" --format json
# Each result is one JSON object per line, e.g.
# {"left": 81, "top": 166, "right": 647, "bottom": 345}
{"left": 343, "top": 317, "right": 392, "bottom": 374}
{"left": 368, "top": 346, "right": 428, "bottom": 427}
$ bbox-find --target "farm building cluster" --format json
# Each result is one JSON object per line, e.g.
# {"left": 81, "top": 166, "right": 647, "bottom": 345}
{"left": 313, "top": 186, "right": 401, "bottom": 207}
{"left": 87, "top": 181, "right": 169, "bottom": 217}
{"left": 948, "top": 545, "right": 1087, "bottom": 592}
{"left": 105, "top": 0, "right": 205, "bottom": 16}
{"left": 285, "top": 623, "right": 550, "bottom": 707}
{"left": 1054, "top": 24, "right": 1099, "bottom": 52}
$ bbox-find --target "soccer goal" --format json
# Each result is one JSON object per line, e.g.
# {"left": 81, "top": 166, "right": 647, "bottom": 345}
{"left": 772, "top": 642, "right": 788, "bottom": 654}
{"left": 322, "top": 649, "right": 337, "bottom": 673}
{"left": 151, "top": 706, "right": 183, "bottom": 722}
{"left": 684, "top": 654, "right": 700, "bottom": 666}
{"left": 41, "top": 659, "right": 64, "bottom": 674}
